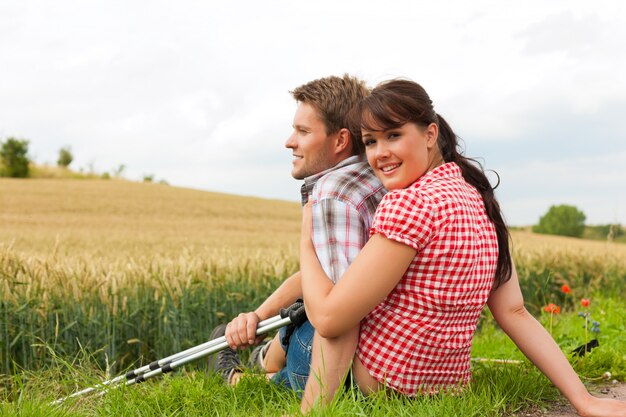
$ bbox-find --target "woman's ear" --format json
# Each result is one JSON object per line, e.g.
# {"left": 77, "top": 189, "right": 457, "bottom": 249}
{"left": 425, "top": 123, "right": 439, "bottom": 148}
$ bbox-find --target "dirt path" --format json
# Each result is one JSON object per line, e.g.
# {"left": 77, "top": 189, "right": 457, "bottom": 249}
{"left": 515, "top": 383, "right": 626, "bottom": 417}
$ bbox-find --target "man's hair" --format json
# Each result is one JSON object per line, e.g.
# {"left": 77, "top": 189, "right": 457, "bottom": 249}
{"left": 290, "top": 74, "right": 369, "bottom": 155}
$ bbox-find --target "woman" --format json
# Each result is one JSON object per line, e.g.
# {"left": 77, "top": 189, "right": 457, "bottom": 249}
{"left": 299, "top": 79, "right": 626, "bottom": 416}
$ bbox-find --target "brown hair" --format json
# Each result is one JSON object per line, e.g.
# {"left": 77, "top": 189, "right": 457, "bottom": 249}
{"left": 351, "top": 79, "right": 512, "bottom": 289}
{"left": 291, "top": 74, "right": 369, "bottom": 155}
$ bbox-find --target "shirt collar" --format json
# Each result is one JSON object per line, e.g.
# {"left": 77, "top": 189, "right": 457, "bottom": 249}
{"left": 412, "top": 162, "right": 462, "bottom": 189}
{"left": 300, "top": 155, "right": 365, "bottom": 206}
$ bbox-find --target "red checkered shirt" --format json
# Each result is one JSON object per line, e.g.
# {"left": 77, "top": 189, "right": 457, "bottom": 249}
{"left": 303, "top": 155, "right": 386, "bottom": 283}
{"left": 357, "top": 162, "right": 499, "bottom": 395}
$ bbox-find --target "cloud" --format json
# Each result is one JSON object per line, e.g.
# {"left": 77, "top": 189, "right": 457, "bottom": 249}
{"left": 1, "top": 0, "right": 625, "bottom": 225}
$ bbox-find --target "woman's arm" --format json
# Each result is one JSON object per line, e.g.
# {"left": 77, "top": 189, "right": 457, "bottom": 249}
{"left": 487, "top": 264, "right": 626, "bottom": 417}
{"left": 300, "top": 202, "right": 416, "bottom": 338}
{"left": 299, "top": 201, "right": 413, "bottom": 412}
{"left": 301, "top": 326, "right": 359, "bottom": 413}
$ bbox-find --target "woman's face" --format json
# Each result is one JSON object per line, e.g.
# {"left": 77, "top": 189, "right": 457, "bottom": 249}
{"left": 362, "top": 122, "right": 439, "bottom": 190}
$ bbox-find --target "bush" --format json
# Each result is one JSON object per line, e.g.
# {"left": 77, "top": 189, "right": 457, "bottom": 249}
{"left": 584, "top": 224, "right": 624, "bottom": 241}
{"left": 609, "top": 224, "right": 625, "bottom": 239}
{"left": 0, "top": 137, "right": 30, "bottom": 178}
{"left": 533, "top": 204, "right": 586, "bottom": 238}
{"left": 57, "top": 146, "right": 73, "bottom": 167}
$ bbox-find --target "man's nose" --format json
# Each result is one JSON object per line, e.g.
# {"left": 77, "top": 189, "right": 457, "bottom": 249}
{"left": 285, "top": 132, "right": 296, "bottom": 149}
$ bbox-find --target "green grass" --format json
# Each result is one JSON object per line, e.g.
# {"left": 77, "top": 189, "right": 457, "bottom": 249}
{"left": 472, "top": 295, "right": 626, "bottom": 380}
{"left": 2, "top": 296, "right": 625, "bottom": 416}
{"left": 1, "top": 365, "right": 559, "bottom": 417}
{"left": 3, "top": 241, "right": 625, "bottom": 378}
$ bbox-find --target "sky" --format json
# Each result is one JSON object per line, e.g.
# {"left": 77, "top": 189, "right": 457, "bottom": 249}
{"left": 1, "top": 0, "right": 625, "bottom": 226}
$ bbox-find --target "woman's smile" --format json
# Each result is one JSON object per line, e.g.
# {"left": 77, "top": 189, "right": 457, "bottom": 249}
{"left": 363, "top": 122, "right": 438, "bottom": 190}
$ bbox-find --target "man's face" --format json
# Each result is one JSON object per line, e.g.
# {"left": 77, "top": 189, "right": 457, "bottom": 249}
{"left": 285, "top": 102, "right": 337, "bottom": 180}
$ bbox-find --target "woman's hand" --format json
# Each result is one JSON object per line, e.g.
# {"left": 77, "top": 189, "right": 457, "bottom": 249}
{"left": 300, "top": 200, "right": 316, "bottom": 262}
{"left": 301, "top": 200, "right": 313, "bottom": 243}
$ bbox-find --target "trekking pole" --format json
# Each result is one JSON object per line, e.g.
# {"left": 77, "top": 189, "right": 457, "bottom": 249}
{"left": 52, "top": 316, "right": 282, "bottom": 404}
{"left": 120, "top": 315, "right": 292, "bottom": 387}
{"left": 53, "top": 300, "right": 306, "bottom": 404}
{"left": 121, "top": 301, "right": 306, "bottom": 389}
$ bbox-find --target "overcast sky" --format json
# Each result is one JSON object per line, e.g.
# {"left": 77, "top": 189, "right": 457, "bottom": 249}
{"left": 1, "top": 0, "right": 625, "bottom": 226}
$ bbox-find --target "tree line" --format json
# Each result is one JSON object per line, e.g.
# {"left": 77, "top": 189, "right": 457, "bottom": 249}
{"left": 0, "top": 137, "right": 72, "bottom": 178}
{"left": 531, "top": 205, "right": 622, "bottom": 241}
{"left": 0, "top": 137, "right": 159, "bottom": 183}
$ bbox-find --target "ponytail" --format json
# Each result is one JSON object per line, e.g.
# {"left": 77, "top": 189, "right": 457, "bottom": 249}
{"left": 356, "top": 79, "right": 512, "bottom": 288}
{"left": 437, "top": 114, "right": 512, "bottom": 288}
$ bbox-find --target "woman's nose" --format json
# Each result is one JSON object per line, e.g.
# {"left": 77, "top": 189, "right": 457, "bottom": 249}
{"left": 375, "top": 142, "right": 390, "bottom": 159}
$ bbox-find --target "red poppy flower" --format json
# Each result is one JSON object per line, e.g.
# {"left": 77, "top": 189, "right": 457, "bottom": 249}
{"left": 543, "top": 303, "right": 561, "bottom": 314}
{"left": 561, "top": 285, "right": 571, "bottom": 294}
{"left": 581, "top": 298, "right": 590, "bottom": 307}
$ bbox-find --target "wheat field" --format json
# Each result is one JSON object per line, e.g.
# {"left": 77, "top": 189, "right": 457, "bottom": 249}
{"left": 0, "top": 178, "right": 301, "bottom": 259}
{"left": 1, "top": 178, "right": 625, "bottom": 376}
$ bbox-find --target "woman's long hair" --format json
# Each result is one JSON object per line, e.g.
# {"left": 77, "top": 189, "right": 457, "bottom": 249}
{"left": 350, "top": 79, "right": 512, "bottom": 288}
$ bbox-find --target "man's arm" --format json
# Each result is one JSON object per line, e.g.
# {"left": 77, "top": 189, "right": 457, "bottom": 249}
{"left": 224, "top": 271, "right": 302, "bottom": 349}
{"left": 487, "top": 264, "right": 626, "bottom": 417}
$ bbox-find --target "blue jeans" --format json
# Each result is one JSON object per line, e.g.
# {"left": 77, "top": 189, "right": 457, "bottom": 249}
{"left": 271, "top": 320, "right": 314, "bottom": 394}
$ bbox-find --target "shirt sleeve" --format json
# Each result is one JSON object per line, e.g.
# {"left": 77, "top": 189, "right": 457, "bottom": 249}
{"left": 311, "top": 198, "right": 368, "bottom": 284}
{"left": 371, "top": 189, "right": 434, "bottom": 252}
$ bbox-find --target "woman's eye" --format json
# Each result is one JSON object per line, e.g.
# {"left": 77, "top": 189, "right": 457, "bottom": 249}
{"left": 388, "top": 132, "right": 400, "bottom": 139}
{"left": 363, "top": 139, "right": 375, "bottom": 147}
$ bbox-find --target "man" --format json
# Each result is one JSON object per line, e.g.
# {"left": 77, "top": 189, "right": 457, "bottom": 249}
{"left": 209, "top": 74, "right": 385, "bottom": 394}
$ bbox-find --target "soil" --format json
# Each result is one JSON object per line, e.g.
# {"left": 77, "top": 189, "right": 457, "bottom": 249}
{"left": 513, "top": 382, "right": 626, "bottom": 417}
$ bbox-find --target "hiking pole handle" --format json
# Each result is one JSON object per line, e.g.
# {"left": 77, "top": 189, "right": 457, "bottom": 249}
{"left": 279, "top": 299, "right": 307, "bottom": 327}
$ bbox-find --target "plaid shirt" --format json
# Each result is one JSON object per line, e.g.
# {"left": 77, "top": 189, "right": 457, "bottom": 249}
{"left": 302, "top": 155, "right": 386, "bottom": 283}
{"left": 357, "top": 163, "right": 499, "bottom": 395}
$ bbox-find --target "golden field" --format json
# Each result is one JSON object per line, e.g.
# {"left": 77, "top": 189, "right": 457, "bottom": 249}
{"left": 1, "top": 177, "right": 625, "bottom": 298}
{"left": 0, "top": 178, "right": 301, "bottom": 261}
{"left": 3, "top": 178, "right": 625, "bottom": 260}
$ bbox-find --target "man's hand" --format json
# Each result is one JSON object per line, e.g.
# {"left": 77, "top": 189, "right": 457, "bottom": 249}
{"left": 224, "top": 312, "right": 265, "bottom": 350}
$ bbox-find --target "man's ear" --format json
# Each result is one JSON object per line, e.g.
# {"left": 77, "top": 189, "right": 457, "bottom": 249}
{"left": 334, "top": 128, "right": 352, "bottom": 154}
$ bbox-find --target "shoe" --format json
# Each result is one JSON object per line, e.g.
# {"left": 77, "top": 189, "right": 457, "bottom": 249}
{"left": 208, "top": 324, "right": 243, "bottom": 384}
{"left": 248, "top": 340, "right": 272, "bottom": 371}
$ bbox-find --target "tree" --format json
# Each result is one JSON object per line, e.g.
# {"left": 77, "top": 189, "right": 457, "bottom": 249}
{"left": 0, "top": 137, "right": 31, "bottom": 178}
{"left": 605, "top": 224, "right": 624, "bottom": 241}
{"left": 533, "top": 204, "right": 586, "bottom": 238}
{"left": 57, "top": 146, "right": 73, "bottom": 168}
{"left": 113, "top": 164, "right": 126, "bottom": 178}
